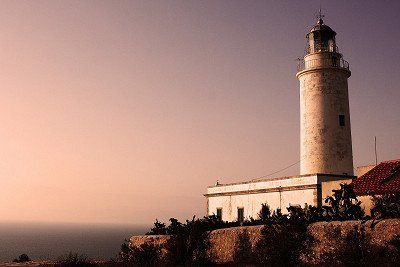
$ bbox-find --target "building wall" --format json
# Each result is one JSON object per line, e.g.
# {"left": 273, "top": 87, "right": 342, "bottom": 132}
{"left": 207, "top": 175, "right": 318, "bottom": 195}
{"left": 358, "top": 195, "right": 374, "bottom": 215}
{"left": 297, "top": 53, "right": 353, "bottom": 176}
{"left": 354, "top": 165, "right": 377, "bottom": 215}
{"left": 206, "top": 174, "right": 354, "bottom": 221}
{"left": 319, "top": 176, "right": 354, "bottom": 202}
{"left": 207, "top": 188, "right": 316, "bottom": 221}
{"left": 356, "top": 164, "right": 376, "bottom": 177}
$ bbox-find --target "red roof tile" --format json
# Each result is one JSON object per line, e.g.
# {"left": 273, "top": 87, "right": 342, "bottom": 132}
{"left": 352, "top": 159, "right": 400, "bottom": 196}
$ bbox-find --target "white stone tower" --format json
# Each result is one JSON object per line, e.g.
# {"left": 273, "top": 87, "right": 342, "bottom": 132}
{"left": 296, "top": 17, "right": 354, "bottom": 175}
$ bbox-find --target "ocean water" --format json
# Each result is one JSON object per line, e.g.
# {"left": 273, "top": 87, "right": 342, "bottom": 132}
{"left": 0, "top": 222, "right": 148, "bottom": 262}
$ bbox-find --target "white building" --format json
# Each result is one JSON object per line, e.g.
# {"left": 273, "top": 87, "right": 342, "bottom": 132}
{"left": 204, "top": 17, "right": 355, "bottom": 222}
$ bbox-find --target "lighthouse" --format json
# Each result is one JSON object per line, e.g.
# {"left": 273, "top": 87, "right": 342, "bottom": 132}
{"left": 296, "top": 16, "right": 354, "bottom": 176}
{"left": 205, "top": 15, "right": 356, "bottom": 222}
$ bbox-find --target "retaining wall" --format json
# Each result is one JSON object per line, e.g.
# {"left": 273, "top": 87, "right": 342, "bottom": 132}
{"left": 130, "top": 219, "right": 400, "bottom": 265}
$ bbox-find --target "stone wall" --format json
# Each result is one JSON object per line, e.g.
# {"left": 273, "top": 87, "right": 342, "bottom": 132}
{"left": 130, "top": 219, "right": 400, "bottom": 265}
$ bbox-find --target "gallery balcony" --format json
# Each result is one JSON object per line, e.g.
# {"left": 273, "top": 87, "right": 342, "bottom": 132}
{"left": 297, "top": 57, "right": 350, "bottom": 72}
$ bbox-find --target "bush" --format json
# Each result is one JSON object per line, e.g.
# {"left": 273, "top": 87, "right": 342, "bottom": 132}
{"left": 323, "top": 183, "right": 364, "bottom": 220}
{"left": 254, "top": 209, "right": 310, "bottom": 265}
{"left": 371, "top": 193, "right": 400, "bottom": 218}
{"left": 126, "top": 216, "right": 217, "bottom": 265}
{"left": 164, "top": 216, "right": 214, "bottom": 265}
{"left": 118, "top": 241, "right": 161, "bottom": 266}
{"left": 146, "top": 219, "right": 167, "bottom": 235}
{"left": 13, "top": 254, "right": 31, "bottom": 263}
{"left": 258, "top": 203, "right": 271, "bottom": 221}
{"left": 57, "top": 252, "right": 95, "bottom": 266}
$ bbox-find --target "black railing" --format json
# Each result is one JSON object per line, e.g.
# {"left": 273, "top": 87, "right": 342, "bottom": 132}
{"left": 297, "top": 58, "right": 349, "bottom": 72}
{"left": 307, "top": 44, "right": 339, "bottom": 54}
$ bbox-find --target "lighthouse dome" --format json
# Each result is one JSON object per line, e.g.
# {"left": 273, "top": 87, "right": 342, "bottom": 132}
{"left": 309, "top": 19, "right": 336, "bottom": 35}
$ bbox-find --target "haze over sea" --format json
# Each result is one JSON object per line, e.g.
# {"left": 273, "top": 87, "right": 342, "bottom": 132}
{"left": 0, "top": 222, "right": 147, "bottom": 262}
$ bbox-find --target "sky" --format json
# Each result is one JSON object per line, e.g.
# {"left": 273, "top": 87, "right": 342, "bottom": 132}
{"left": 0, "top": 0, "right": 399, "bottom": 225}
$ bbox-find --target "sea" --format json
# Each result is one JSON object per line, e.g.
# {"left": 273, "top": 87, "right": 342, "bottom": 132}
{"left": 0, "top": 222, "right": 148, "bottom": 262}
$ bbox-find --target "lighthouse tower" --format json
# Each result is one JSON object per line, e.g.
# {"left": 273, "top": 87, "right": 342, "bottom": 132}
{"left": 296, "top": 16, "right": 354, "bottom": 175}
{"left": 205, "top": 15, "right": 357, "bottom": 222}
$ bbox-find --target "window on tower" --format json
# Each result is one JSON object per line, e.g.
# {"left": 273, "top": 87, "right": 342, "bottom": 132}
{"left": 339, "top": 115, "right": 345, "bottom": 126}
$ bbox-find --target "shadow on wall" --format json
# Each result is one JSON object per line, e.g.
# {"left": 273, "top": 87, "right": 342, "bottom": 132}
{"left": 232, "top": 219, "right": 309, "bottom": 265}
{"left": 230, "top": 221, "right": 400, "bottom": 265}
{"left": 300, "top": 222, "right": 400, "bottom": 265}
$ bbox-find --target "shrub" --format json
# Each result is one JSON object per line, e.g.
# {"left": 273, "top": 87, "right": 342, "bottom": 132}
{"left": 166, "top": 218, "right": 183, "bottom": 235}
{"left": 146, "top": 219, "right": 167, "bottom": 235}
{"left": 371, "top": 193, "right": 400, "bottom": 218}
{"left": 323, "top": 183, "right": 364, "bottom": 220}
{"left": 129, "top": 216, "right": 230, "bottom": 265}
{"left": 165, "top": 216, "right": 213, "bottom": 265}
{"left": 118, "top": 240, "right": 161, "bottom": 266}
{"left": 13, "top": 254, "right": 31, "bottom": 263}
{"left": 257, "top": 203, "right": 271, "bottom": 221}
{"left": 57, "top": 252, "right": 95, "bottom": 266}
{"left": 254, "top": 209, "right": 310, "bottom": 265}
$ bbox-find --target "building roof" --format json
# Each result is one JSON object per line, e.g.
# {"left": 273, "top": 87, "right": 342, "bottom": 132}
{"left": 310, "top": 20, "right": 335, "bottom": 33}
{"left": 207, "top": 173, "right": 355, "bottom": 189}
{"left": 352, "top": 159, "right": 400, "bottom": 196}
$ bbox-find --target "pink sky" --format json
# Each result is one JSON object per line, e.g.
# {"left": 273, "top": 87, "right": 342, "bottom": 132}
{"left": 0, "top": 1, "right": 399, "bottom": 225}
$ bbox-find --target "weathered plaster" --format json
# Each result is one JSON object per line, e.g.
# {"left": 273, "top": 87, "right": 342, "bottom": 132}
{"left": 205, "top": 174, "right": 353, "bottom": 221}
{"left": 297, "top": 52, "right": 353, "bottom": 176}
